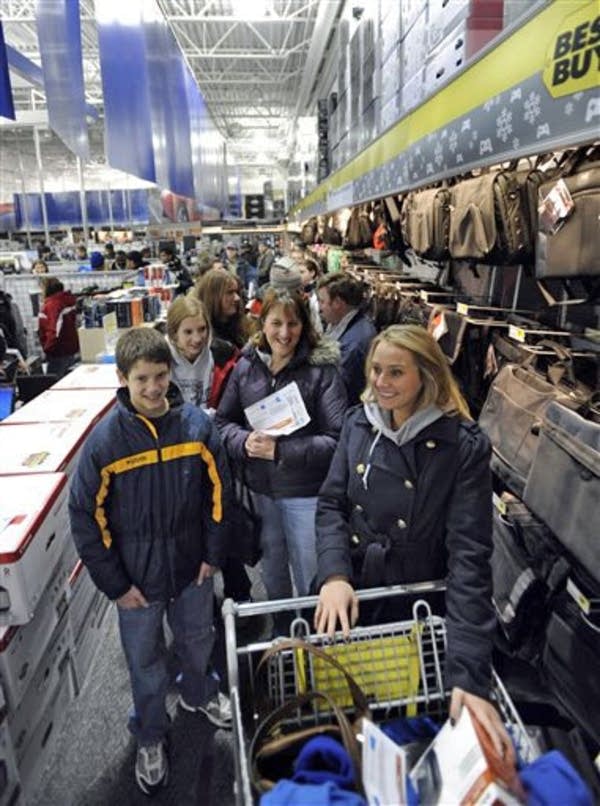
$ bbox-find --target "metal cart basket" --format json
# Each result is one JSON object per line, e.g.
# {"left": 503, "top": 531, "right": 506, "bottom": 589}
{"left": 223, "top": 582, "right": 537, "bottom": 806}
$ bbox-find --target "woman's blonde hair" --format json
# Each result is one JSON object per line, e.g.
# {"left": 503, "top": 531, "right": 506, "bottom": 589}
{"left": 166, "top": 294, "right": 210, "bottom": 343}
{"left": 362, "top": 324, "right": 471, "bottom": 419}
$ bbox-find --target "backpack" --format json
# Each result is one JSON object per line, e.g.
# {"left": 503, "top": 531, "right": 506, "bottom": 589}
{"left": 0, "top": 292, "right": 17, "bottom": 349}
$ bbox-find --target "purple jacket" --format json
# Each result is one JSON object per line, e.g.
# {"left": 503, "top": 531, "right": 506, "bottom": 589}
{"left": 215, "top": 337, "right": 347, "bottom": 497}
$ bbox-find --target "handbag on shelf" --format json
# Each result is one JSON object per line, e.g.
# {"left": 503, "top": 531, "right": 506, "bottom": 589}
{"left": 250, "top": 638, "right": 371, "bottom": 794}
{"left": 401, "top": 185, "right": 451, "bottom": 261}
{"left": 524, "top": 401, "right": 600, "bottom": 585}
{"left": 449, "top": 168, "right": 531, "bottom": 264}
{"left": 536, "top": 146, "right": 600, "bottom": 278}
{"left": 478, "top": 341, "right": 591, "bottom": 496}
{"left": 231, "top": 471, "right": 262, "bottom": 567}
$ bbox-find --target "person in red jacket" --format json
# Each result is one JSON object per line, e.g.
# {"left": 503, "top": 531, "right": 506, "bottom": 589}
{"left": 38, "top": 276, "right": 79, "bottom": 378}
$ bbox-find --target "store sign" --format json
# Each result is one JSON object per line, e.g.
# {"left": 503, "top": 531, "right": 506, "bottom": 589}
{"left": 543, "top": 1, "right": 599, "bottom": 98}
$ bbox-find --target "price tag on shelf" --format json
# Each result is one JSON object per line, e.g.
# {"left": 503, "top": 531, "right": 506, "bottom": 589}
{"left": 509, "top": 324, "right": 526, "bottom": 342}
{"left": 456, "top": 302, "right": 469, "bottom": 315}
{"left": 492, "top": 492, "right": 507, "bottom": 516}
{"left": 566, "top": 578, "right": 591, "bottom": 615}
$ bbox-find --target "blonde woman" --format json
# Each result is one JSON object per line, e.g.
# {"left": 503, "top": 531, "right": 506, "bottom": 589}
{"left": 314, "top": 324, "right": 514, "bottom": 762}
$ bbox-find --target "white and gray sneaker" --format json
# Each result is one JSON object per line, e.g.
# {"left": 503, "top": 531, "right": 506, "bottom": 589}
{"left": 135, "top": 740, "right": 169, "bottom": 795}
{"left": 178, "top": 691, "right": 232, "bottom": 730}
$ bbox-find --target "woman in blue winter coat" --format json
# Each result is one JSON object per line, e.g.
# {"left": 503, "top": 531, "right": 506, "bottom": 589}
{"left": 215, "top": 287, "right": 347, "bottom": 610}
{"left": 314, "top": 324, "right": 515, "bottom": 763}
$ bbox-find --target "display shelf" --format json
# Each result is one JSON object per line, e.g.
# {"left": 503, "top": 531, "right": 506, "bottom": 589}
{"left": 290, "top": 0, "right": 598, "bottom": 220}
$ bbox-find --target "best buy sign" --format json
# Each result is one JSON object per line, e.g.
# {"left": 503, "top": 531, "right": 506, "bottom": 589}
{"left": 543, "top": 0, "right": 600, "bottom": 97}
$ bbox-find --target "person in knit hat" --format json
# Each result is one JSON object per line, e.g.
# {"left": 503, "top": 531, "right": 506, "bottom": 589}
{"left": 269, "top": 256, "right": 303, "bottom": 293}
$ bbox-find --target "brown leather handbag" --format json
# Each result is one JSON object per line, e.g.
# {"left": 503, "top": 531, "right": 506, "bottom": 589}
{"left": 536, "top": 148, "right": 600, "bottom": 278}
{"left": 449, "top": 169, "right": 531, "bottom": 264}
{"left": 249, "top": 638, "right": 371, "bottom": 795}
{"left": 401, "top": 185, "right": 451, "bottom": 261}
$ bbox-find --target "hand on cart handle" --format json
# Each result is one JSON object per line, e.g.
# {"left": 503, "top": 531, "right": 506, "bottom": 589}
{"left": 450, "top": 688, "right": 516, "bottom": 765}
{"left": 314, "top": 577, "right": 359, "bottom": 638}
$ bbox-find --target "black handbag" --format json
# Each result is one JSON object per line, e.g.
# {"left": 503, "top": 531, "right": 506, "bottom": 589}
{"left": 232, "top": 473, "right": 262, "bottom": 567}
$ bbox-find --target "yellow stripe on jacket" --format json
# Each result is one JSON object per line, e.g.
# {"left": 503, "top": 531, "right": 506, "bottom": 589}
{"left": 93, "top": 442, "right": 223, "bottom": 548}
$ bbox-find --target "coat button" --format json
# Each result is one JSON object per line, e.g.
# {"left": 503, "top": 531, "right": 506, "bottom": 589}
{"left": 404, "top": 479, "right": 414, "bottom": 489}
{"left": 356, "top": 463, "right": 365, "bottom": 475}
{"left": 355, "top": 504, "right": 363, "bottom": 512}
{"left": 426, "top": 440, "right": 436, "bottom": 449}
{"left": 351, "top": 534, "right": 360, "bottom": 545}
{"left": 397, "top": 518, "right": 407, "bottom": 529}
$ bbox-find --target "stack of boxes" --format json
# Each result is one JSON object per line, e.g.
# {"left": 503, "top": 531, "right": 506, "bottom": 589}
{"left": 0, "top": 368, "right": 118, "bottom": 802}
{"left": 424, "top": 0, "right": 504, "bottom": 97}
{"left": 331, "top": 20, "right": 350, "bottom": 172}
{"left": 376, "top": 1, "right": 504, "bottom": 139}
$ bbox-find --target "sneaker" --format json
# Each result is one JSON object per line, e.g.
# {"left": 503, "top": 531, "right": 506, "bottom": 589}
{"left": 135, "top": 740, "right": 169, "bottom": 795}
{"left": 178, "top": 691, "right": 232, "bottom": 730}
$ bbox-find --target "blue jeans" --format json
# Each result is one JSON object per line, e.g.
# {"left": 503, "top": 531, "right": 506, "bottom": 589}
{"left": 254, "top": 495, "right": 318, "bottom": 599}
{"left": 117, "top": 577, "right": 218, "bottom": 746}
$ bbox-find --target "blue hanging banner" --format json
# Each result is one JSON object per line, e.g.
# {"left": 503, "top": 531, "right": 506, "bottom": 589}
{"left": 143, "top": 8, "right": 194, "bottom": 198}
{"left": 35, "top": 0, "right": 90, "bottom": 159}
{"left": 95, "top": 0, "right": 156, "bottom": 183}
{"left": 0, "top": 21, "right": 16, "bottom": 120}
{"left": 183, "top": 62, "right": 205, "bottom": 204}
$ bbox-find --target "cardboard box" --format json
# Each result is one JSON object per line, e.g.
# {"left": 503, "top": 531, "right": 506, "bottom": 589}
{"left": 4, "top": 387, "right": 115, "bottom": 429}
{"left": 9, "top": 614, "right": 74, "bottom": 765}
{"left": 410, "top": 708, "right": 524, "bottom": 805}
{"left": 0, "top": 420, "right": 91, "bottom": 477}
{"left": 0, "top": 474, "right": 69, "bottom": 625}
{"left": 0, "top": 554, "right": 69, "bottom": 709}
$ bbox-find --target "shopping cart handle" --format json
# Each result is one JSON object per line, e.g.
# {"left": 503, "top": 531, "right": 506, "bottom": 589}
{"left": 222, "top": 579, "right": 447, "bottom": 619}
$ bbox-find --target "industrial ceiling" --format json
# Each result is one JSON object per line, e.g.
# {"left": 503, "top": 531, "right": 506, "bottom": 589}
{"left": 0, "top": 0, "right": 344, "bottom": 195}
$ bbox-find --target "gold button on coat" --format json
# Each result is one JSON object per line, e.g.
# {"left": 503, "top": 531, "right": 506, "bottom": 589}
{"left": 404, "top": 479, "right": 414, "bottom": 489}
{"left": 356, "top": 463, "right": 365, "bottom": 474}
{"left": 351, "top": 534, "right": 360, "bottom": 545}
{"left": 355, "top": 504, "right": 363, "bottom": 512}
{"left": 426, "top": 440, "right": 436, "bottom": 449}
{"left": 397, "top": 518, "right": 407, "bottom": 529}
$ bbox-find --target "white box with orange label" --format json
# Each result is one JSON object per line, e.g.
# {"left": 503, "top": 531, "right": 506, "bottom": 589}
{"left": 4, "top": 387, "right": 115, "bottom": 430}
{"left": 51, "top": 362, "right": 120, "bottom": 390}
{"left": 0, "top": 420, "right": 91, "bottom": 477}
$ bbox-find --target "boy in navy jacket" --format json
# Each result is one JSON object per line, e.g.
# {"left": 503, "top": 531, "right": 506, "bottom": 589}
{"left": 69, "top": 327, "right": 233, "bottom": 795}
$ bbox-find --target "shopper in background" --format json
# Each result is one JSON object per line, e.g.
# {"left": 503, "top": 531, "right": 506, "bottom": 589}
{"left": 317, "top": 272, "right": 376, "bottom": 405}
{"left": 111, "top": 250, "right": 128, "bottom": 271}
{"left": 222, "top": 241, "right": 257, "bottom": 295}
{"left": 166, "top": 295, "right": 239, "bottom": 413}
{"left": 126, "top": 250, "right": 148, "bottom": 271}
{"left": 90, "top": 251, "right": 105, "bottom": 271}
{"left": 104, "top": 243, "right": 116, "bottom": 263}
{"left": 31, "top": 259, "right": 49, "bottom": 275}
{"left": 0, "top": 289, "right": 28, "bottom": 360}
{"left": 38, "top": 276, "right": 78, "bottom": 377}
{"left": 314, "top": 324, "right": 514, "bottom": 762}
{"left": 215, "top": 288, "right": 347, "bottom": 629}
{"left": 69, "top": 328, "right": 233, "bottom": 796}
{"left": 194, "top": 268, "right": 247, "bottom": 350}
{"left": 256, "top": 238, "right": 275, "bottom": 285}
{"left": 192, "top": 271, "right": 253, "bottom": 604}
{"left": 75, "top": 244, "right": 88, "bottom": 262}
{"left": 299, "top": 256, "right": 323, "bottom": 335}
{"left": 160, "top": 245, "right": 193, "bottom": 297}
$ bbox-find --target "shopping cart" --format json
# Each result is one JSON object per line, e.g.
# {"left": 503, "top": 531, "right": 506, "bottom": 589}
{"left": 223, "top": 582, "right": 537, "bottom": 806}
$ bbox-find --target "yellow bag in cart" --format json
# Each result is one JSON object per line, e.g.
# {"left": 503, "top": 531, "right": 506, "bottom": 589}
{"left": 298, "top": 626, "right": 422, "bottom": 715}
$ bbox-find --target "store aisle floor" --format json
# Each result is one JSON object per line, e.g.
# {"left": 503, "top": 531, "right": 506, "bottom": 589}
{"left": 30, "top": 605, "right": 236, "bottom": 806}
{"left": 30, "top": 568, "right": 269, "bottom": 806}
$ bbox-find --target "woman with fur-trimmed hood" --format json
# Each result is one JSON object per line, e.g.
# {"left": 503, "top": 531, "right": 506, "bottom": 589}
{"left": 215, "top": 287, "right": 347, "bottom": 619}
